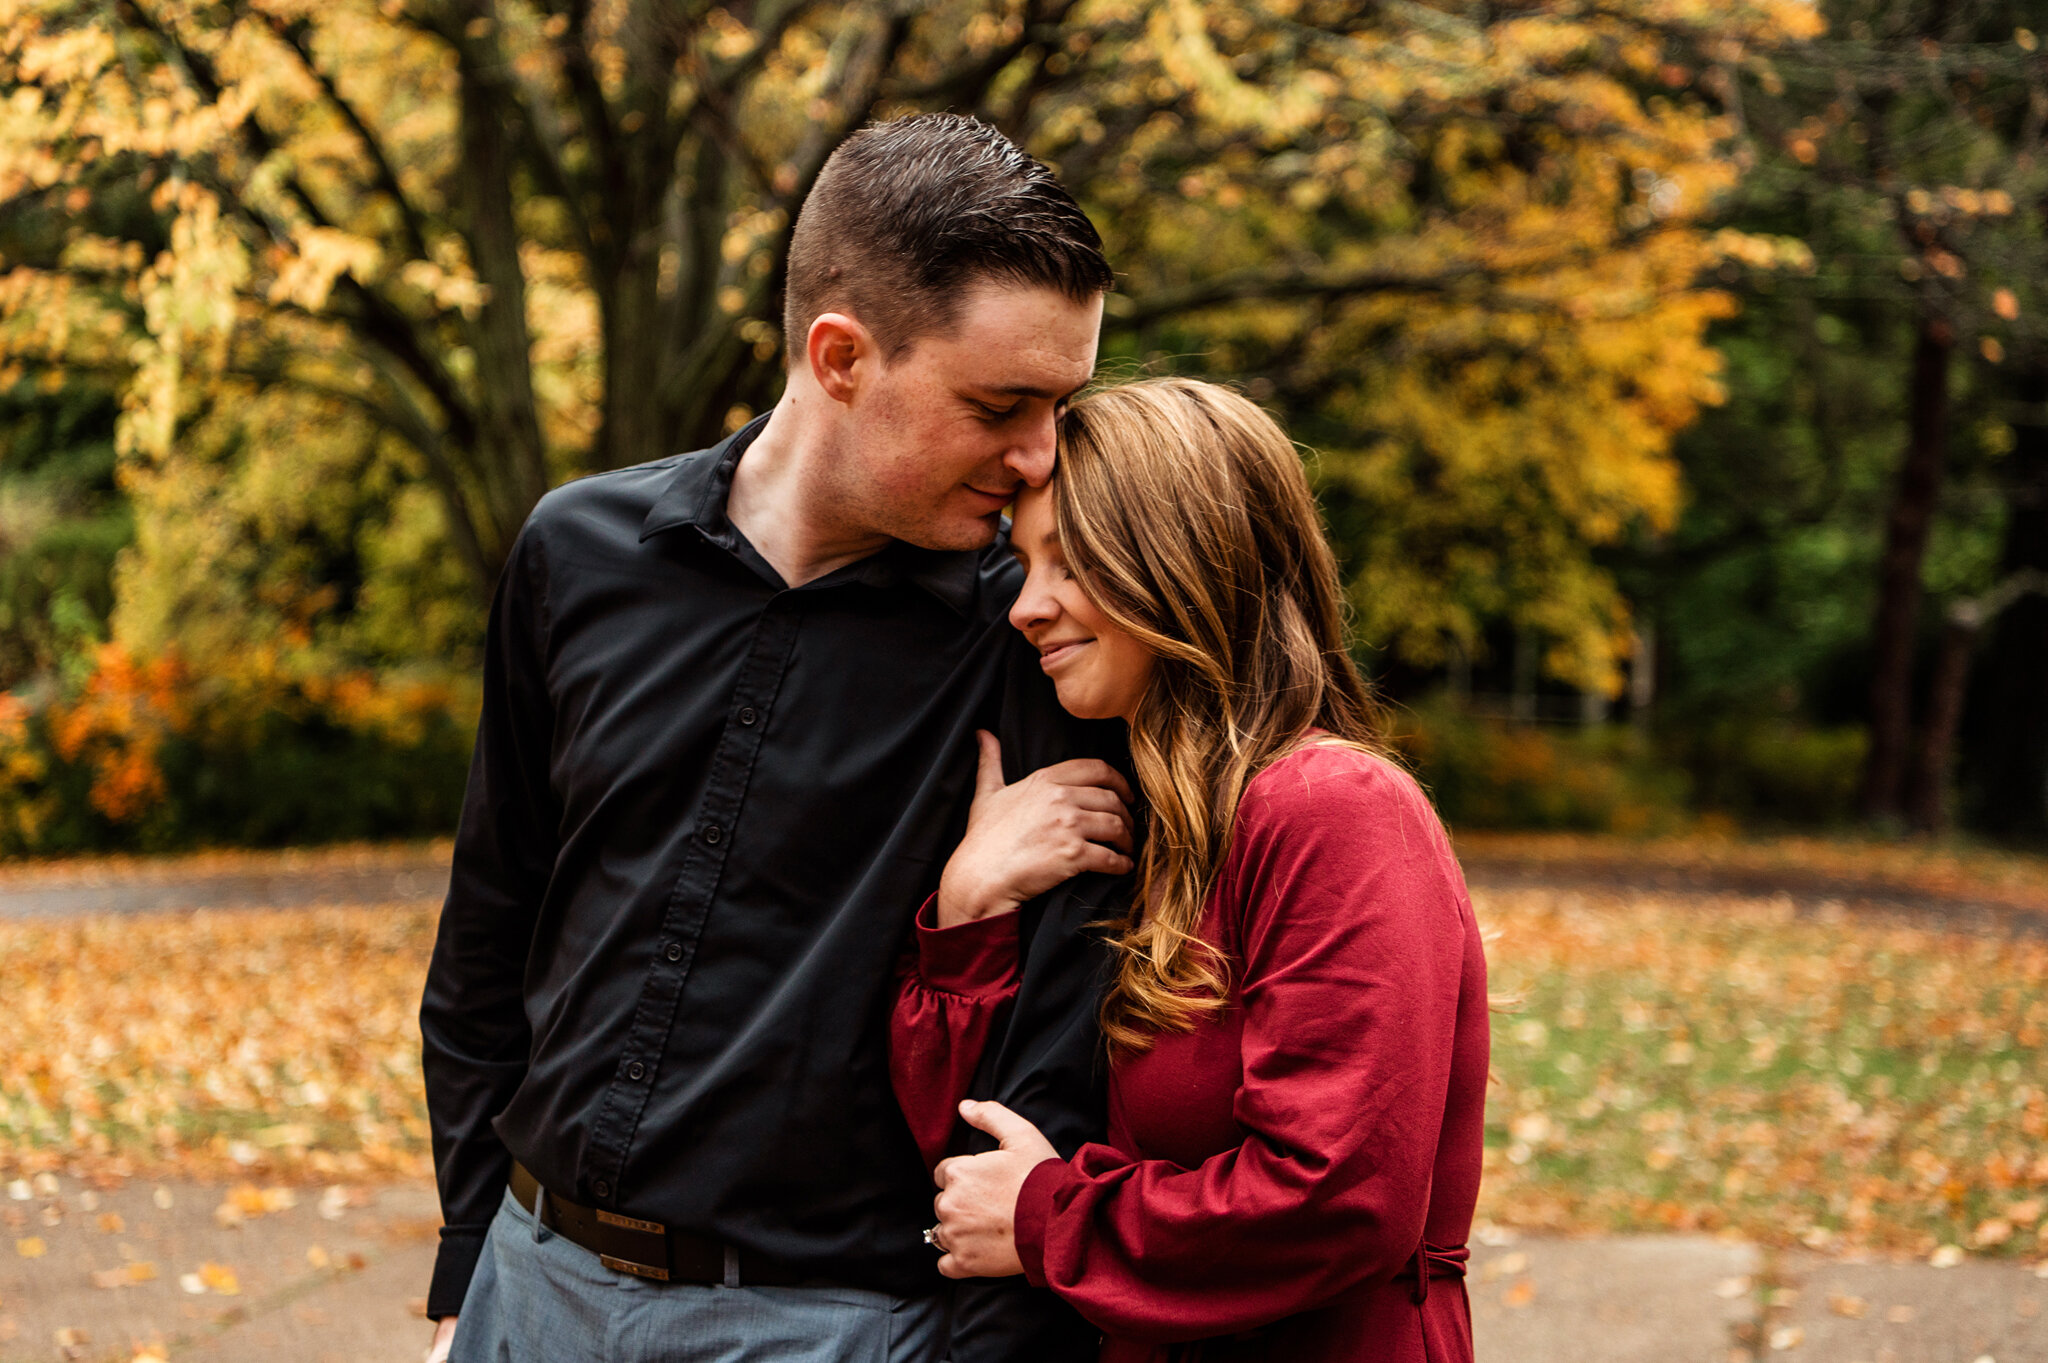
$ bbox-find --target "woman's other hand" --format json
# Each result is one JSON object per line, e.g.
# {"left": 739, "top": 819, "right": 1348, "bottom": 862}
{"left": 935, "top": 731, "right": 1134, "bottom": 928}
{"left": 931, "top": 1100, "right": 1061, "bottom": 1278}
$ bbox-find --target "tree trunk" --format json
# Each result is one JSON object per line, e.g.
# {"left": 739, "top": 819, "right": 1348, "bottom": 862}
{"left": 1960, "top": 367, "right": 2048, "bottom": 837}
{"left": 1908, "top": 613, "right": 1975, "bottom": 833}
{"left": 454, "top": 19, "right": 554, "bottom": 582}
{"left": 1858, "top": 312, "right": 1952, "bottom": 824}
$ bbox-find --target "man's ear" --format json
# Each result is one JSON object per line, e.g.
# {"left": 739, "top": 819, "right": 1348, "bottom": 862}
{"left": 807, "top": 312, "right": 874, "bottom": 406}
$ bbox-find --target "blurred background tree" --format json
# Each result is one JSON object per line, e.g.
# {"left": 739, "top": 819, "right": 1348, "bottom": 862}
{"left": 5, "top": 0, "right": 2045, "bottom": 851}
{"left": 1636, "top": 0, "right": 2048, "bottom": 837}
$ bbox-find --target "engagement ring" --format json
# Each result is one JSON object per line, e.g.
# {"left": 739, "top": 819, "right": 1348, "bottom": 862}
{"left": 923, "top": 1225, "right": 942, "bottom": 1249}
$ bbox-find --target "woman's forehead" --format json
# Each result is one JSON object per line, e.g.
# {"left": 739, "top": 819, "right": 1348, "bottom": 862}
{"left": 1009, "top": 485, "right": 1060, "bottom": 547}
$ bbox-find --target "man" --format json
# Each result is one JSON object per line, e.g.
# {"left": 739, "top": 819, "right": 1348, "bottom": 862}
{"left": 420, "top": 114, "right": 1126, "bottom": 1363}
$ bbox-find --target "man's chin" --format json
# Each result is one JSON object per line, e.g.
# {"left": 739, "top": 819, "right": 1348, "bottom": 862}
{"left": 894, "top": 515, "right": 1003, "bottom": 553}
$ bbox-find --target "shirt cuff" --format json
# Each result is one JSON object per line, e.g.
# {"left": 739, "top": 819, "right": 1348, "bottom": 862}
{"left": 914, "top": 893, "right": 1020, "bottom": 997}
{"left": 427, "top": 1224, "right": 488, "bottom": 1320}
{"left": 1014, "top": 1155, "right": 1077, "bottom": 1289}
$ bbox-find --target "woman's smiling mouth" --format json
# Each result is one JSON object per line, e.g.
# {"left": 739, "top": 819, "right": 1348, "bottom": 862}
{"left": 1037, "top": 639, "right": 1093, "bottom": 671}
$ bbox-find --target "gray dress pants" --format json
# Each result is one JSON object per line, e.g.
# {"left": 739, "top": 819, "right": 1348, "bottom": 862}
{"left": 449, "top": 1188, "right": 950, "bottom": 1363}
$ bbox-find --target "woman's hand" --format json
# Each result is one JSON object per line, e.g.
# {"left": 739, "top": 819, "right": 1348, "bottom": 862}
{"left": 931, "top": 1100, "right": 1061, "bottom": 1279}
{"left": 937, "top": 731, "right": 1135, "bottom": 928}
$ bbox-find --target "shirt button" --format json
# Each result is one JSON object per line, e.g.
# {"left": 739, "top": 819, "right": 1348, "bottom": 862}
{"left": 702, "top": 824, "right": 723, "bottom": 845}
{"left": 664, "top": 942, "right": 683, "bottom": 962}
{"left": 737, "top": 707, "right": 758, "bottom": 726}
{"left": 626, "top": 1061, "right": 646, "bottom": 1082}
{"left": 593, "top": 1179, "right": 611, "bottom": 1199}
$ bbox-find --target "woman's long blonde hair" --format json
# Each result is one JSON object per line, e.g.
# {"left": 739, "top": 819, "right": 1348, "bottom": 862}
{"left": 1052, "top": 378, "right": 1389, "bottom": 1054}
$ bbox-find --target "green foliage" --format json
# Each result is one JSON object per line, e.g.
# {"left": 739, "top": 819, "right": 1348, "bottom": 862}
{"left": 0, "top": 667, "right": 473, "bottom": 856}
{"left": 1675, "top": 717, "right": 1870, "bottom": 827}
{"left": 0, "top": 377, "right": 129, "bottom": 692}
{"left": 1396, "top": 695, "right": 1691, "bottom": 836}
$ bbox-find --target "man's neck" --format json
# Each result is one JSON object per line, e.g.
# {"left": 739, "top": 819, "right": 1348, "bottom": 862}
{"left": 726, "top": 396, "right": 891, "bottom": 588}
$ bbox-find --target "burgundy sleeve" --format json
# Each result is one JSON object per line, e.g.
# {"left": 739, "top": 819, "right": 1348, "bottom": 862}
{"left": 890, "top": 895, "right": 1023, "bottom": 1171}
{"left": 1015, "top": 752, "right": 1476, "bottom": 1343}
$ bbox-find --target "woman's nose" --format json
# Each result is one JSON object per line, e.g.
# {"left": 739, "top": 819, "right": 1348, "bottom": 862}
{"left": 1008, "top": 570, "right": 1059, "bottom": 634}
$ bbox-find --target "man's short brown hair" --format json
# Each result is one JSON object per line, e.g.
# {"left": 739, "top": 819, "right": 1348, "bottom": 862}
{"left": 782, "top": 114, "right": 1112, "bottom": 363}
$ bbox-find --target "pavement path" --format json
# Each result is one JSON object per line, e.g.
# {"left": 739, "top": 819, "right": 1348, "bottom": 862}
{"left": 3, "top": 843, "right": 2044, "bottom": 937}
{"left": 6, "top": 1173, "right": 2046, "bottom": 1362}
{"left": 0, "top": 850, "right": 450, "bottom": 920}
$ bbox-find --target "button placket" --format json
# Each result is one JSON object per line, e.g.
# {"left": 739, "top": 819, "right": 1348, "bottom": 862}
{"left": 584, "top": 599, "right": 800, "bottom": 1201}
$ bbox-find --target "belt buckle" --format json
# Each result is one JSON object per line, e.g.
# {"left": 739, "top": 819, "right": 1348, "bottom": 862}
{"left": 594, "top": 1208, "right": 670, "bottom": 1282}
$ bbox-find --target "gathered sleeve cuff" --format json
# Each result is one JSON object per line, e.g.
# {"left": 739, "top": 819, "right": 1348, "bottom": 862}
{"left": 914, "top": 895, "right": 1021, "bottom": 997}
{"left": 1014, "top": 1154, "right": 1079, "bottom": 1288}
{"left": 891, "top": 895, "right": 1023, "bottom": 1170}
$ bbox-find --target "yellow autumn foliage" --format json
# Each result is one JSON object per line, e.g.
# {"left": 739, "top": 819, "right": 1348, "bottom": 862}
{"left": 0, "top": 0, "right": 1826, "bottom": 707}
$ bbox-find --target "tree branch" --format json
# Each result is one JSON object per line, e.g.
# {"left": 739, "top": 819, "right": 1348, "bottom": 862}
{"left": 117, "top": 0, "right": 480, "bottom": 450}
{"left": 258, "top": 11, "right": 434, "bottom": 263}
{"left": 702, "top": 0, "right": 834, "bottom": 94}
{"left": 1105, "top": 260, "right": 1494, "bottom": 329}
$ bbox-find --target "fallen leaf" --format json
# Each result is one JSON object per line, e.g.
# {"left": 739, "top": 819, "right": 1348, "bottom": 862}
{"left": 1715, "top": 1275, "right": 1752, "bottom": 1299}
{"left": 1826, "top": 1293, "right": 1866, "bottom": 1318}
{"left": 255, "top": 1124, "right": 315, "bottom": 1149}
{"left": 1768, "top": 1326, "right": 1803, "bottom": 1350}
{"left": 14, "top": 1237, "right": 44, "bottom": 1259}
{"left": 224, "top": 1183, "right": 296, "bottom": 1216}
{"left": 177, "top": 1273, "right": 205, "bottom": 1295}
{"left": 1503, "top": 1279, "right": 1536, "bottom": 1308}
{"left": 1930, "top": 1244, "right": 1965, "bottom": 1268}
{"left": 1974, "top": 1218, "right": 2014, "bottom": 1247}
{"left": 306, "top": 1244, "right": 329, "bottom": 1268}
{"left": 197, "top": 1261, "right": 239, "bottom": 1295}
{"left": 125, "top": 1260, "right": 156, "bottom": 1282}
{"left": 96, "top": 1212, "right": 124, "bottom": 1233}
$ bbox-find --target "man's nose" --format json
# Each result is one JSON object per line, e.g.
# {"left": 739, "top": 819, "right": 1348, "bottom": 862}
{"left": 1004, "top": 409, "right": 1058, "bottom": 488}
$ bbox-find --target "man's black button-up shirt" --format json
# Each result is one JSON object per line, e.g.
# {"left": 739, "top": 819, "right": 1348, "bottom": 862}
{"left": 420, "top": 419, "right": 1118, "bottom": 1342}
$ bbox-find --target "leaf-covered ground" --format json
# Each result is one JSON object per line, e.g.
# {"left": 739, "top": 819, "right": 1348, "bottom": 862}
{"left": 1477, "top": 887, "right": 2048, "bottom": 1261}
{"left": 0, "top": 907, "right": 436, "bottom": 1183}
{"left": 1456, "top": 830, "right": 2048, "bottom": 908}
{"left": 1, "top": 884, "right": 2044, "bottom": 1267}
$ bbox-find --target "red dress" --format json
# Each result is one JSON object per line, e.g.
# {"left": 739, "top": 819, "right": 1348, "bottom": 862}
{"left": 892, "top": 745, "right": 1489, "bottom": 1363}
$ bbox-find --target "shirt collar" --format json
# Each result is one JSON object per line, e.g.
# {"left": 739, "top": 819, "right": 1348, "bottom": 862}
{"left": 638, "top": 415, "right": 982, "bottom": 616}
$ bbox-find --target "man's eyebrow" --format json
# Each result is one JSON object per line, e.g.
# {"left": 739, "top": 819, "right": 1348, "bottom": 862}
{"left": 977, "top": 381, "right": 1084, "bottom": 400}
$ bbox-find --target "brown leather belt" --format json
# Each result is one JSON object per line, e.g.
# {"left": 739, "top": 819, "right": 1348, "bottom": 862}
{"left": 509, "top": 1162, "right": 807, "bottom": 1286}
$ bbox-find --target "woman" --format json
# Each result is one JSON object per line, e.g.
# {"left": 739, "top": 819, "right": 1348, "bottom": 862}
{"left": 890, "top": 378, "right": 1489, "bottom": 1362}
